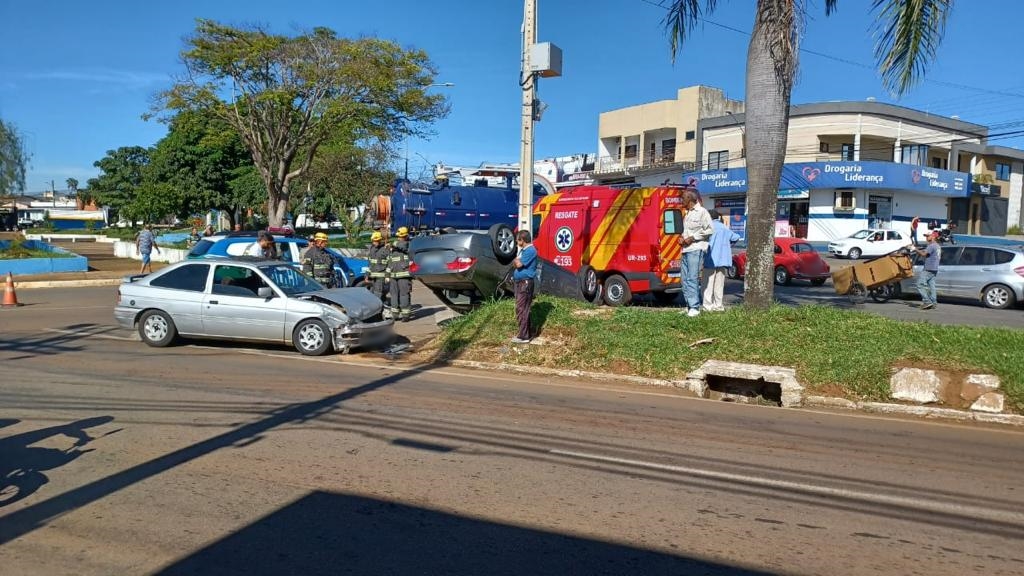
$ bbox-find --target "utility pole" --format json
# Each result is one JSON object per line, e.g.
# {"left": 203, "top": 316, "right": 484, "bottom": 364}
{"left": 51, "top": 180, "right": 56, "bottom": 207}
{"left": 518, "top": 0, "right": 537, "bottom": 235}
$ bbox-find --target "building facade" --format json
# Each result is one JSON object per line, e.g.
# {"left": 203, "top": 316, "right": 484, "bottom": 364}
{"left": 683, "top": 100, "right": 1024, "bottom": 241}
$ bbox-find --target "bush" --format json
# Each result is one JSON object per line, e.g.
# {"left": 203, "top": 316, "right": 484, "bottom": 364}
{"left": 1008, "top": 225, "right": 1023, "bottom": 236}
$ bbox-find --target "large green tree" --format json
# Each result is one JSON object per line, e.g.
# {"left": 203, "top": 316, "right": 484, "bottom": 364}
{"left": 153, "top": 19, "right": 449, "bottom": 227}
{"left": 664, "top": 0, "right": 952, "bottom": 309}
{"left": 292, "top": 138, "right": 394, "bottom": 232}
{"left": 1, "top": 118, "right": 30, "bottom": 195}
{"left": 87, "top": 146, "right": 154, "bottom": 224}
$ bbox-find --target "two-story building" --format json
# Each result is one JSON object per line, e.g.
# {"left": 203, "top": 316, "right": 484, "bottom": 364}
{"left": 683, "top": 100, "right": 1024, "bottom": 240}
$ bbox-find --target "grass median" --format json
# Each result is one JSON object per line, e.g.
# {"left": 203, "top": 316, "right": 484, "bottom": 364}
{"left": 424, "top": 296, "right": 1024, "bottom": 412}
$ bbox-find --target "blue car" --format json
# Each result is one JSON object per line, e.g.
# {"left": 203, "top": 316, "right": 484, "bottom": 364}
{"left": 187, "top": 234, "right": 370, "bottom": 288}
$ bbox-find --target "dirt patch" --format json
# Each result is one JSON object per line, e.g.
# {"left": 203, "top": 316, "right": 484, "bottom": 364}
{"left": 890, "top": 361, "right": 978, "bottom": 409}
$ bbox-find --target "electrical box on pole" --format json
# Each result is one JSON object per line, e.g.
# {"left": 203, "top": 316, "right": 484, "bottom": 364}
{"left": 528, "top": 43, "right": 562, "bottom": 78}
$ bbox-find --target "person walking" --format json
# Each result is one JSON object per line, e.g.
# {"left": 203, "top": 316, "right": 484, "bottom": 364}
{"left": 680, "top": 190, "right": 713, "bottom": 317}
{"left": 136, "top": 224, "right": 160, "bottom": 274}
{"left": 302, "top": 232, "right": 337, "bottom": 288}
{"left": 914, "top": 231, "right": 941, "bottom": 310}
{"left": 511, "top": 230, "right": 538, "bottom": 344}
{"left": 910, "top": 215, "right": 921, "bottom": 246}
{"left": 388, "top": 227, "right": 413, "bottom": 322}
{"left": 366, "top": 231, "right": 390, "bottom": 301}
{"left": 702, "top": 210, "right": 740, "bottom": 312}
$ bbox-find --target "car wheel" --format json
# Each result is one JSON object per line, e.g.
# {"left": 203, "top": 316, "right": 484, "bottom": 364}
{"left": 848, "top": 282, "right": 867, "bottom": 305}
{"left": 579, "top": 265, "right": 598, "bottom": 301}
{"left": 138, "top": 310, "right": 177, "bottom": 347}
{"left": 848, "top": 247, "right": 862, "bottom": 260}
{"left": 774, "top": 266, "right": 790, "bottom": 286}
{"left": 602, "top": 274, "right": 632, "bottom": 307}
{"left": 810, "top": 278, "right": 827, "bottom": 286}
{"left": 982, "top": 284, "right": 1015, "bottom": 309}
{"left": 293, "top": 319, "right": 332, "bottom": 356}
{"left": 726, "top": 265, "right": 738, "bottom": 280}
{"left": 488, "top": 223, "right": 516, "bottom": 263}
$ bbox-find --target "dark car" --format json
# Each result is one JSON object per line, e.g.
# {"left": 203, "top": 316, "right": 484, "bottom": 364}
{"left": 410, "top": 226, "right": 588, "bottom": 313}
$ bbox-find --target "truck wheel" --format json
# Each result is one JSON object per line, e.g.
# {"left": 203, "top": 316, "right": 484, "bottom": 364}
{"left": 579, "top": 265, "right": 598, "bottom": 301}
{"left": 488, "top": 223, "right": 516, "bottom": 263}
{"left": 602, "top": 274, "right": 632, "bottom": 307}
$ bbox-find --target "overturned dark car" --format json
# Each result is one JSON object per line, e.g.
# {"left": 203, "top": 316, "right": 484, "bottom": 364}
{"left": 410, "top": 225, "right": 594, "bottom": 314}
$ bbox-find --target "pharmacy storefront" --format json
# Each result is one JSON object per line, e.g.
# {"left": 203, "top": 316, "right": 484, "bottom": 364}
{"left": 683, "top": 161, "right": 971, "bottom": 241}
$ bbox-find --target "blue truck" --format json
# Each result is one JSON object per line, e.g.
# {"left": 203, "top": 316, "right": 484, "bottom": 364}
{"left": 388, "top": 177, "right": 549, "bottom": 233}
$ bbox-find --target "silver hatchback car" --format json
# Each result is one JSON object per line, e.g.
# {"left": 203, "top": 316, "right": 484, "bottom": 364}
{"left": 897, "top": 244, "right": 1024, "bottom": 309}
{"left": 115, "top": 259, "right": 394, "bottom": 355}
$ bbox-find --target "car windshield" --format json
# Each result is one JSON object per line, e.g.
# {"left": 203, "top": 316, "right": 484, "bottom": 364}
{"left": 188, "top": 239, "right": 216, "bottom": 256}
{"left": 260, "top": 264, "right": 323, "bottom": 296}
{"left": 849, "top": 230, "right": 872, "bottom": 239}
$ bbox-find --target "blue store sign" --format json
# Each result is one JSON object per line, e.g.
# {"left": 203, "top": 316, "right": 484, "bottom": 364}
{"left": 684, "top": 161, "right": 970, "bottom": 197}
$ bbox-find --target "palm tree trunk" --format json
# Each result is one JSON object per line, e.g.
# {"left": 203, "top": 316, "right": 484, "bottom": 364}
{"left": 742, "top": 2, "right": 794, "bottom": 310}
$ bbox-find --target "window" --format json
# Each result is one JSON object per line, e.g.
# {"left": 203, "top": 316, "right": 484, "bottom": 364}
{"left": 661, "top": 138, "right": 676, "bottom": 161}
{"left": 840, "top": 143, "right": 855, "bottom": 161}
{"left": 939, "top": 247, "right": 961, "bottom": 266}
{"left": 276, "top": 242, "right": 294, "bottom": 263}
{"left": 188, "top": 239, "right": 216, "bottom": 257}
{"left": 212, "top": 265, "right": 270, "bottom": 297}
{"left": 957, "top": 247, "right": 1012, "bottom": 266}
{"left": 624, "top": 144, "right": 638, "bottom": 159}
{"left": 887, "top": 231, "right": 902, "bottom": 240}
{"left": 707, "top": 150, "right": 729, "bottom": 170}
{"left": 663, "top": 209, "right": 683, "bottom": 234}
{"left": 996, "top": 162, "right": 1011, "bottom": 181}
{"left": 774, "top": 244, "right": 783, "bottom": 255}
{"left": 993, "top": 249, "right": 1015, "bottom": 265}
{"left": 819, "top": 142, "right": 829, "bottom": 153}
{"left": 684, "top": 130, "right": 695, "bottom": 141}
{"left": 791, "top": 243, "right": 813, "bottom": 253}
{"left": 931, "top": 157, "right": 948, "bottom": 170}
{"left": 150, "top": 264, "right": 210, "bottom": 292}
{"left": 835, "top": 190, "right": 855, "bottom": 209}
{"left": 901, "top": 144, "right": 929, "bottom": 166}
{"left": 261, "top": 264, "right": 322, "bottom": 296}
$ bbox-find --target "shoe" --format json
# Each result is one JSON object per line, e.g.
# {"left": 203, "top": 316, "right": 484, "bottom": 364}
{"left": 401, "top": 315, "right": 411, "bottom": 323}
{"left": 686, "top": 308, "right": 700, "bottom": 317}
{"left": 510, "top": 337, "right": 530, "bottom": 344}
{"left": 921, "top": 303, "right": 936, "bottom": 310}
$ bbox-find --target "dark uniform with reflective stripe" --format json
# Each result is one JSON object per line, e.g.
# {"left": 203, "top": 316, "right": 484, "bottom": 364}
{"left": 388, "top": 238, "right": 412, "bottom": 320}
{"left": 302, "top": 245, "right": 336, "bottom": 288}
{"left": 367, "top": 242, "right": 390, "bottom": 300}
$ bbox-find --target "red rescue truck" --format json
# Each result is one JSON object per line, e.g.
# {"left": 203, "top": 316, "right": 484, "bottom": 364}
{"left": 532, "top": 185, "right": 690, "bottom": 306}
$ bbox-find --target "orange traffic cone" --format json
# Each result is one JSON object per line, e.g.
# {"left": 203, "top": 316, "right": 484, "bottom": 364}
{"left": 2, "top": 272, "right": 20, "bottom": 307}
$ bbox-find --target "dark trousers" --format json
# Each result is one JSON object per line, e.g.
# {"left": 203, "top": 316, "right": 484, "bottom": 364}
{"left": 514, "top": 278, "right": 535, "bottom": 340}
{"left": 390, "top": 277, "right": 412, "bottom": 317}
{"left": 370, "top": 276, "right": 388, "bottom": 300}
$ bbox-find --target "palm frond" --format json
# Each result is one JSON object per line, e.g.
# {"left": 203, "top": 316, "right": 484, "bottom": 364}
{"left": 871, "top": 0, "right": 953, "bottom": 95}
{"left": 824, "top": 0, "right": 839, "bottom": 15}
{"left": 663, "top": 0, "right": 719, "bottom": 63}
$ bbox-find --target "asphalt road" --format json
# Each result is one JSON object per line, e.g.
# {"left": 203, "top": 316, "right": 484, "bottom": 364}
{"left": 2, "top": 287, "right": 1023, "bottom": 575}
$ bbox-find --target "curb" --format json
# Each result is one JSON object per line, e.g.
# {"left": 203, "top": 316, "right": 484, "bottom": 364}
{"left": 16, "top": 279, "right": 123, "bottom": 289}
{"left": 444, "top": 359, "right": 1024, "bottom": 426}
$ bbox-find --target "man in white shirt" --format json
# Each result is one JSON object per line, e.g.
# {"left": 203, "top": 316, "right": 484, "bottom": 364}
{"left": 680, "top": 190, "right": 713, "bottom": 317}
{"left": 245, "top": 230, "right": 279, "bottom": 259}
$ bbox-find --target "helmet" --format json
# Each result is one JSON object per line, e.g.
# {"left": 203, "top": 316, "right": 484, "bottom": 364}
{"left": 313, "top": 232, "right": 329, "bottom": 242}
{"left": 371, "top": 231, "right": 383, "bottom": 242}
{"left": 396, "top": 227, "right": 409, "bottom": 238}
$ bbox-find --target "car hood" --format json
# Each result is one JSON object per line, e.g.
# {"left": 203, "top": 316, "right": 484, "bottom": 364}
{"left": 297, "top": 287, "right": 382, "bottom": 321}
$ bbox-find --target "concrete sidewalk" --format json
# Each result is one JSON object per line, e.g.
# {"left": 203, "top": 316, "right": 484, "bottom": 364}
{"left": 11, "top": 240, "right": 166, "bottom": 289}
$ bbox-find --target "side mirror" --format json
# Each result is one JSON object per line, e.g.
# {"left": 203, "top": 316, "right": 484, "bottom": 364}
{"left": 257, "top": 287, "right": 274, "bottom": 299}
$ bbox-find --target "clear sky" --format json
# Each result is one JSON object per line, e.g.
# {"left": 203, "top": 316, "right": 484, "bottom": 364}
{"left": 3, "top": 0, "right": 1024, "bottom": 194}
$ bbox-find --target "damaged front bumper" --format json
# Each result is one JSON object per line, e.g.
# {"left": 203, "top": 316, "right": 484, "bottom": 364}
{"left": 333, "top": 318, "right": 396, "bottom": 352}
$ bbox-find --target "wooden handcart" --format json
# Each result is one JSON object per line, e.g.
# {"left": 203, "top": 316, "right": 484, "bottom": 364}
{"left": 831, "top": 249, "right": 915, "bottom": 304}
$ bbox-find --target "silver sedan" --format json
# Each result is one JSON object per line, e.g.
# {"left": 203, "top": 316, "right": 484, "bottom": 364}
{"left": 115, "top": 258, "right": 394, "bottom": 355}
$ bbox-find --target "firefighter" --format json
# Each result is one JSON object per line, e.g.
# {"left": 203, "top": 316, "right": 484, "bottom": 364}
{"left": 388, "top": 227, "right": 412, "bottom": 321}
{"left": 367, "top": 231, "right": 390, "bottom": 301}
{"left": 302, "top": 232, "right": 337, "bottom": 288}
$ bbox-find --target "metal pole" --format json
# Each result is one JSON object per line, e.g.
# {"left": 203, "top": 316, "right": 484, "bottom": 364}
{"left": 518, "top": 0, "right": 537, "bottom": 234}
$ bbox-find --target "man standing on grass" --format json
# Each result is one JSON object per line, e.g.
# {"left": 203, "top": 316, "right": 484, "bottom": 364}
{"left": 511, "top": 230, "right": 538, "bottom": 344}
{"left": 915, "top": 231, "right": 941, "bottom": 310}
{"left": 680, "top": 190, "right": 713, "bottom": 317}
{"left": 702, "top": 209, "right": 740, "bottom": 312}
{"left": 136, "top": 224, "right": 159, "bottom": 275}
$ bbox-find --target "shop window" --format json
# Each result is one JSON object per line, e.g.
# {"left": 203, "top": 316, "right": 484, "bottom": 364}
{"left": 684, "top": 130, "right": 695, "bottom": 141}
{"left": 707, "top": 150, "right": 729, "bottom": 170}
{"left": 834, "top": 190, "right": 855, "bottom": 210}
{"left": 901, "top": 144, "right": 929, "bottom": 166}
{"left": 840, "top": 143, "right": 855, "bottom": 161}
{"left": 996, "top": 162, "right": 1011, "bottom": 181}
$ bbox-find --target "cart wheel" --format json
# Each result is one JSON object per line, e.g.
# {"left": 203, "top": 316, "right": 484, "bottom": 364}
{"left": 869, "top": 284, "right": 893, "bottom": 303}
{"left": 848, "top": 282, "right": 867, "bottom": 305}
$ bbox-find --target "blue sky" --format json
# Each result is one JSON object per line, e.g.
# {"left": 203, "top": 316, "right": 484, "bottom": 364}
{"left": 3, "top": 0, "right": 1024, "bottom": 194}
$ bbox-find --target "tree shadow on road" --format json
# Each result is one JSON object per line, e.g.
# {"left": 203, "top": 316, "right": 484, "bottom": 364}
{"left": 154, "top": 491, "right": 771, "bottom": 576}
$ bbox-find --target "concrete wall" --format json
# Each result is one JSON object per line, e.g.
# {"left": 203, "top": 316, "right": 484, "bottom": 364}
{"left": 0, "top": 240, "right": 89, "bottom": 276}
{"left": 113, "top": 240, "right": 189, "bottom": 263}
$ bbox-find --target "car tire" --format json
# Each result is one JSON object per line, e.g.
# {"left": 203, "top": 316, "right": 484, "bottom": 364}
{"left": 726, "top": 265, "right": 738, "bottom": 280}
{"left": 774, "top": 266, "right": 791, "bottom": 286}
{"left": 602, "top": 274, "right": 632, "bottom": 307}
{"left": 138, "top": 310, "right": 177, "bottom": 347}
{"left": 982, "top": 284, "right": 1015, "bottom": 310}
{"left": 488, "top": 223, "right": 516, "bottom": 264}
{"left": 293, "top": 319, "right": 333, "bottom": 356}
{"left": 848, "top": 247, "right": 862, "bottom": 260}
{"left": 810, "top": 278, "right": 827, "bottom": 286}
{"left": 579, "top": 265, "right": 598, "bottom": 301}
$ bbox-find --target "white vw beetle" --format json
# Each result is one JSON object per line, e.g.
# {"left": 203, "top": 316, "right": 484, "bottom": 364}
{"left": 828, "top": 229, "right": 911, "bottom": 260}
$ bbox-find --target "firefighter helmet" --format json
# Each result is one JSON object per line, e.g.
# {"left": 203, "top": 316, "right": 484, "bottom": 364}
{"left": 396, "top": 227, "right": 409, "bottom": 238}
{"left": 371, "top": 231, "right": 383, "bottom": 242}
{"left": 313, "top": 232, "right": 329, "bottom": 242}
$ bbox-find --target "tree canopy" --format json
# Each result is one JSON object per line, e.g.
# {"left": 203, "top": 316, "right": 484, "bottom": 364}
{"left": 1, "top": 118, "right": 30, "bottom": 195}
{"left": 152, "top": 19, "right": 449, "bottom": 226}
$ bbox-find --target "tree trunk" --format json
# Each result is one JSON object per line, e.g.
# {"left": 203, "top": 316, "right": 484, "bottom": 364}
{"left": 742, "top": 4, "right": 793, "bottom": 310}
{"left": 266, "top": 182, "right": 290, "bottom": 228}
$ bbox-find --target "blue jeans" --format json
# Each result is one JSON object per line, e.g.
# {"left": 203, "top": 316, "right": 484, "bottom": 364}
{"left": 682, "top": 249, "right": 705, "bottom": 310}
{"left": 917, "top": 269, "right": 937, "bottom": 305}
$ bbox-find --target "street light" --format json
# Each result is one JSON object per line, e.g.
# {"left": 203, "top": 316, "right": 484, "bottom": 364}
{"left": 405, "top": 82, "right": 454, "bottom": 180}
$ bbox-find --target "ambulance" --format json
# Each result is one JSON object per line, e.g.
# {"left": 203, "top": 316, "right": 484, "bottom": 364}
{"left": 532, "top": 185, "right": 690, "bottom": 306}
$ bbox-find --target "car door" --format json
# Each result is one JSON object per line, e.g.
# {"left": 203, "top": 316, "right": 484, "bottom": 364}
{"left": 943, "top": 247, "right": 991, "bottom": 298}
{"left": 884, "top": 231, "right": 907, "bottom": 253}
{"left": 863, "top": 231, "right": 886, "bottom": 256}
{"left": 202, "top": 264, "right": 286, "bottom": 341}
{"left": 791, "top": 242, "right": 825, "bottom": 275}
{"left": 933, "top": 246, "right": 963, "bottom": 296}
{"left": 145, "top": 263, "right": 210, "bottom": 334}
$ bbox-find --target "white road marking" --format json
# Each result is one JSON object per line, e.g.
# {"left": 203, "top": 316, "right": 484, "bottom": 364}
{"left": 549, "top": 448, "right": 1024, "bottom": 526}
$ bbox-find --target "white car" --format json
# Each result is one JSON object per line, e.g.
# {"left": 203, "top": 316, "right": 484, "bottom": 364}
{"left": 828, "top": 229, "right": 911, "bottom": 259}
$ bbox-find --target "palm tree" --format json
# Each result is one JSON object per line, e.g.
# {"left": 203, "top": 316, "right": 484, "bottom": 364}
{"left": 664, "top": 0, "right": 952, "bottom": 309}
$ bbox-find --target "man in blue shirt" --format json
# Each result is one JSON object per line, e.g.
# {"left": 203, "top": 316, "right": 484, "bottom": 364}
{"left": 702, "top": 210, "right": 741, "bottom": 312}
{"left": 915, "top": 231, "right": 941, "bottom": 310}
{"left": 511, "top": 230, "right": 538, "bottom": 344}
{"left": 135, "top": 224, "right": 160, "bottom": 274}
